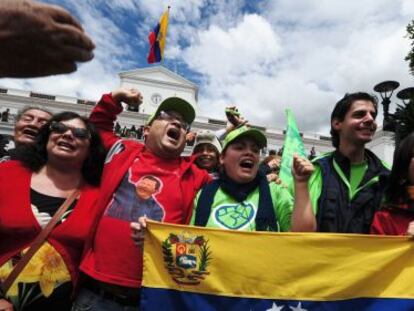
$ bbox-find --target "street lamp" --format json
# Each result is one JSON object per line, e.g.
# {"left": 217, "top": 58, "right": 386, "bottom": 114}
{"left": 373, "top": 80, "right": 400, "bottom": 132}
{"left": 396, "top": 86, "right": 414, "bottom": 104}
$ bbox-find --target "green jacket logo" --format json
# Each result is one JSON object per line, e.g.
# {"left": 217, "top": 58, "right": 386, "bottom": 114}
{"left": 214, "top": 202, "right": 255, "bottom": 229}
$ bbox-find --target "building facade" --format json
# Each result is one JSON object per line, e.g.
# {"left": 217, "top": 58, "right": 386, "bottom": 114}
{"left": 0, "top": 66, "right": 394, "bottom": 162}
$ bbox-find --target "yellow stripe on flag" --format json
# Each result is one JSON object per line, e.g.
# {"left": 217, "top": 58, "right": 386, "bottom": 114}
{"left": 143, "top": 220, "right": 414, "bottom": 301}
{"left": 158, "top": 9, "right": 169, "bottom": 58}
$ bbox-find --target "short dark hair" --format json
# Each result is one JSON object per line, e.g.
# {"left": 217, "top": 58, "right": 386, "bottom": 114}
{"left": 14, "top": 111, "right": 106, "bottom": 186}
{"left": 15, "top": 106, "right": 52, "bottom": 122}
{"left": 330, "top": 92, "right": 378, "bottom": 148}
{"left": 385, "top": 132, "right": 414, "bottom": 204}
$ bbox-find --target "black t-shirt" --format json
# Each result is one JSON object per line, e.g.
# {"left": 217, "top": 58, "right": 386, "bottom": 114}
{"left": 30, "top": 188, "right": 77, "bottom": 219}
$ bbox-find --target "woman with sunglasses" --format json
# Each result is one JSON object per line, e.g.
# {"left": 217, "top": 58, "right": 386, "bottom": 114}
{"left": 0, "top": 112, "right": 106, "bottom": 311}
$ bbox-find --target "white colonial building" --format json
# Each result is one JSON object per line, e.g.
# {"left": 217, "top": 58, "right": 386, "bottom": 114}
{"left": 0, "top": 66, "right": 395, "bottom": 163}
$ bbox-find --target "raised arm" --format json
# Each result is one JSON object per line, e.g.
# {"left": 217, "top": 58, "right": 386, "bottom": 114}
{"left": 90, "top": 88, "right": 142, "bottom": 150}
{"left": 291, "top": 154, "right": 316, "bottom": 232}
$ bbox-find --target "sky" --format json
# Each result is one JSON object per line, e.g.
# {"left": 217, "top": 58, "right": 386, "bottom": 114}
{"left": 1, "top": 0, "right": 414, "bottom": 134}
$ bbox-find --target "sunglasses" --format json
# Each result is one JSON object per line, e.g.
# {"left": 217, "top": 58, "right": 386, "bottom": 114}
{"left": 156, "top": 110, "right": 190, "bottom": 131}
{"left": 49, "top": 121, "right": 90, "bottom": 140}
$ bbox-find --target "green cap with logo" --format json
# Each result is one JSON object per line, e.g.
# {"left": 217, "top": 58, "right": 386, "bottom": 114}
{"left": 146, "top": 97, "right": 195, "bottom": 126}
{"left": 222, "top": 125, "right": 267, "bottom": 151}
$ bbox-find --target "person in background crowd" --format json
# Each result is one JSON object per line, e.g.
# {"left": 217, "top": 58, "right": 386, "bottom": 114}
{"left": 371, "top": 133, "right": 414, "bottom": 236}
{"left": 0, "top": 0, "right": 94, "bottom": 78}
{"left": 137, "top": 125, "right": 144, "bottom": 140}
{"left": 186, "top": 130, "right": 196, "bottom": 146}
{"left": 72, "top": 88, "right": 210, "bottom": 311}
{"left": 0, "top": 107, "right": 52, "bottom": 162}
{"left": 130, "top": 125, "right": 137, "bottom": 138}
{"left": 308, "top": 146, "right": 316, "bottom": 160}
{"left": 0, "top": 112, "right": 106, "bottom": 311}
{"left": 0, "top": 134, "right": 13, "bottom": 159}
{"left": 191, "top": 125, "right": 315, "bottom": 232}
{"left": 114, "top": 122, "right": 121, "bottom": 135}
{"left": 1, "top": 109, "right": 10, "bottom": 122}
{"left": 308, "top": 92, "right": 390, "bottom": 233}
{"left": 192, "top": 130, "right": 222, "bottom": 179}
{"left": 259, "top": 154, "right": 282, "bottom": 183}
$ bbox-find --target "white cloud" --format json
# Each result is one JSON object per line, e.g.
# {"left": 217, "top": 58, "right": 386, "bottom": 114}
{"left": 182, "top": 14, "right": 281, "bottom": 77}
{"left": 176, "top": 1, "right": 414, "bottom": 133}
{"left": 1, "top": 0, "right": 413, "bottom": 135}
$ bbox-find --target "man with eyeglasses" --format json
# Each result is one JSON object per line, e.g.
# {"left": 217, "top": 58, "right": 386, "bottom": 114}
{"left": 73, "top": 88, "right": 210, "bottom": 311}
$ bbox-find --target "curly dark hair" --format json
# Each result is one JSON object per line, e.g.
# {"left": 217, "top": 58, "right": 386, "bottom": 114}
{"left": 385, "top": 132, "right": 414, "bottom": 204}
{"left": 14, "top": 111, "right": 107, "bottom": 186}
{"left": 330, "top": 92, "right": 378, "bottom": 148}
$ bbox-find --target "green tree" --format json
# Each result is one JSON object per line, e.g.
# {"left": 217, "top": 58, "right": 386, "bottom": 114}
{"left": 393, "top": 100, "right": 414, "bottom": 146}
{"left": 405, "top": 20, "right": 414, "bottom": 75}
{"left": 393, "top": 21, "right": 414, "bottom": 145}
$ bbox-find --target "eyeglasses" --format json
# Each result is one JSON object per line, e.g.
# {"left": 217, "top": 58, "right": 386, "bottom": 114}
{"left": 49, "top": 121, "right": 90, "bottom": 140}
{"left": 156, "top": 110, "right": 190, "bottom": 131}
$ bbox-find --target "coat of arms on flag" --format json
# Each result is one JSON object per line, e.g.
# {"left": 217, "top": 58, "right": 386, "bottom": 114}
{"left": 162, "top": 232, "right": 212, "bottom": 285}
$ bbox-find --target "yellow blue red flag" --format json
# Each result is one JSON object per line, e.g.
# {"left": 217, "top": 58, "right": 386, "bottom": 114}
{"left": 147, "top": 8, "right": 170, "bottom": 63}
{"left": 142, "top": 221, "right": 414, "bottom": 310}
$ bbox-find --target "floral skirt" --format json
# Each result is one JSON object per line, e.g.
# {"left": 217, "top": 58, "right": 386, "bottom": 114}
{"left": 0, "top": 242, "right": 72, "bottom": 310}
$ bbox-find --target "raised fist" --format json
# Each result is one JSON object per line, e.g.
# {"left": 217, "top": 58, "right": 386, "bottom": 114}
{"left": 292, "top": 154, "right": 314, "bottom": 183}
{"left": 0, "top": 0, "right": 95, "bottom": 78}
{"left": 112, "top": 88, "right": 143, "bottom": 109}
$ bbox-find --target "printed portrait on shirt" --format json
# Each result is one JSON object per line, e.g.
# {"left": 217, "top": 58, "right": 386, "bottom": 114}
{"left": 105, "top": 168, "right": 165, "bottom": 222}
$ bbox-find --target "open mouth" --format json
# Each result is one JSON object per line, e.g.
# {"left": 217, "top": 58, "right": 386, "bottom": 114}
{"left": 198, "top": 156, "right": 213, "bottom": 165}
{"left": 57, "top": 141, "right": 75, "bottom": 151}
{"left": 167, "top": 128, "right": 180, "bottom": 141}
{"left": 22, "top": 128, "right": 38, "bottom": 139}
{"left": 199, "top": 156, "right": 212, "bottom": 161}
{"left": 240, "top": 159, "right": 254, "bottom": 169}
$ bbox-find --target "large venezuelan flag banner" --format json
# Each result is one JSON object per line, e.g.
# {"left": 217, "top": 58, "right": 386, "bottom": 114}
{"left": 141, "top": 221, "right": 414, "bottom": 311}
{"left": 147, "top": 8, "right": 169, "bottom": 64}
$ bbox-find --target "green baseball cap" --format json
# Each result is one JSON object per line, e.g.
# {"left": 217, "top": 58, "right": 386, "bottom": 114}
{"left": 147, "top": 97, "right": 195, "bottom": 126}
{"left": 222, "top": 125, "right": 267, "bottom": 151}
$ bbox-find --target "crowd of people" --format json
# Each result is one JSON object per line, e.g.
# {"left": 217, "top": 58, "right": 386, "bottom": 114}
{"left": 0, "top": 1, "right": 414, "bottom": 310}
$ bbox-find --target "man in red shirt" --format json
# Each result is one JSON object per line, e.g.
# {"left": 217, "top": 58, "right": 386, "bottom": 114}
{"left": 73, "top": 88, "right": 210, "bottom": 310}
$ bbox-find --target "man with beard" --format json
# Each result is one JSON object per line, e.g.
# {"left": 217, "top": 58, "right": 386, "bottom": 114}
{"left": 308, "top": 92, "right": 390, "bottom": 233}
{"left": 0, "top": 106, "right": 52, "bottom": 162}
{"left": 73, "top": 88, "right": 210, "bottom": 311}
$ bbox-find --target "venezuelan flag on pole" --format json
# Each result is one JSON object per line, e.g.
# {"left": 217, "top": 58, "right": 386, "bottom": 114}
{"left": 147, "top": 8, "right": 170, "bottom": 64}
{"left": 141, "top": 221, "right": 414, "bottom": 311}
{"left": 279, "top": 109, "right": 307, "bottom": 186}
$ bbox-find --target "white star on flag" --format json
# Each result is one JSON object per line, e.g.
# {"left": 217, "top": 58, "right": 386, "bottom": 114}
{"left": 266, "top": 302, "right": 284, "bottom": 311}
{"left": 289, "top": 302, "right": 308, "bottom": 311}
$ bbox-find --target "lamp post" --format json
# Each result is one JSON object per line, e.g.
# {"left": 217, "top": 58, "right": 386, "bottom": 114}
{"left": 396, "top": 86, "right": 414, "bottom": 103}
{"left": 373, "top": 80, "right": 399, "bottom": 132}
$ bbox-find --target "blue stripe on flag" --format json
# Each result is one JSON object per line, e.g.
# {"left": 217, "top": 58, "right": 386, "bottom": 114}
{"left": 141, "top": 287, "right": 414, "bottom": 311}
